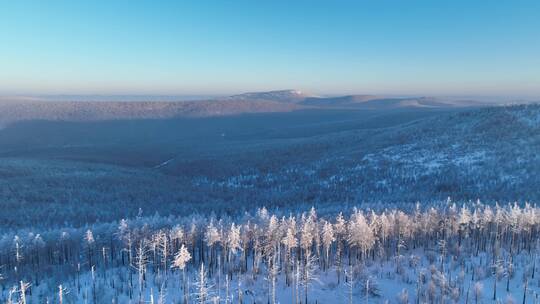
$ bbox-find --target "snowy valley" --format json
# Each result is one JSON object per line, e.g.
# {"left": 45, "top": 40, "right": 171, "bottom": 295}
{"left": 0, "top": 99, "right": 539, "bottom": 303}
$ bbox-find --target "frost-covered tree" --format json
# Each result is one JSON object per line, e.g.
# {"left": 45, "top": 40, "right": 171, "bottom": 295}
{"left": 205, "top": 220, "right": 221, "bottom": 269}
{"left": 19, "top": 281, "right": 30, "bottom": 304}
{"left": 194, "top": 263, "right": 212, "bottom": 304}
{"left": 348, "top": 210, "right": 375, "bottom": 262}
{"left": 281, "top": 219, "right": 297, "bottom": 288}
{"left": 58, "top": 284, "right": 67, "bottom": 304}
{"left": 321, "top": 220, "right": 335, "bottom": 270}
{"left": 345, "top": 265, "right": 355, "bottom": 304}
{"left": 173, "top": 244, "right": 191, "bottom": 303}
{"left": 134, "top": 240, "right": 149, "bottom": 298}
{"left": 2, "top": 203, "right": 540, "bottom": 303}
{"left": 301, "top": 252, "right": 318, "bottom": 304}
{"left": 85, "top": 229, "right": 95, "bottom": 268}
{"left": 300, "top": 216, "right": 314, "bottom": 256}
{"left": 227, "top": 223, "right": 241, "bottom": 263}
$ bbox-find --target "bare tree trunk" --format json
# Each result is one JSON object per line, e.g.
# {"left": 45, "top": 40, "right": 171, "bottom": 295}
{"left": 523, "top": 278, "right": 528, "bottom": 304}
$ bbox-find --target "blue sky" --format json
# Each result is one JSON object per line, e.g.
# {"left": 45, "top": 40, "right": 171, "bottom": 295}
{"left": 0, "top": 0, "right": 539, "bottom": 97}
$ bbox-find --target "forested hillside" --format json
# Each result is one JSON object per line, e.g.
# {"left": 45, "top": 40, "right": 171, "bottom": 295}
{"left": 0, "top": 99, "right": 302, "bottom": 127}
{"left": 0, "top": 105, "right": 539, "bottom": 229}
{"left": 0, "top": 91, "right": 488, "bottom": 127}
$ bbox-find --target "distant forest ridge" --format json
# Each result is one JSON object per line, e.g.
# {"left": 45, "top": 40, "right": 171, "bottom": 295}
{"left": 0, "top": 90, "right": 513, "bottom": 127}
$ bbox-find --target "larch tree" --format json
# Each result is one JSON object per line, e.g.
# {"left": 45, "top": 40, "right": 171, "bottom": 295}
{"left": 85, "top": 229, "right": 95, "bottom": 268}
{"left": 205, "top": 220, "right": 221, "bottom": 270}
{"left": 321, "top": 220, "right": 335, "bottom": 270}
{"left": 195, "top": 263, "right": 211, "bottom": 304}
{"left": 227, "top": 223, "right": 241, "bottom": 264}
{"left": 348, "top": 210, "right": 375, "bottom": 262}
{"left": 172, "top": 244, "right": 192, "bottom": 303}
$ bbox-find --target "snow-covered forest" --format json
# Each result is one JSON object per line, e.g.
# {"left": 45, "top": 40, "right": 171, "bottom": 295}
{"left": 3, "top": 0, "right": 540, "bottom": 302}
{"left": 2, "top": 202, "right": 540, "bottom": 303}
{"left": 0, "top": 101, "right": 539, "bottom": 303}
{"left": 2, "top": 104, "right": 540, "bottom": 230}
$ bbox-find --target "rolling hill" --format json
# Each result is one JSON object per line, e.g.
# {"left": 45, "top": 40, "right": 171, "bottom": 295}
{"left": 0, "top": 90, "right": 493, "bottom": 127}
{"left": 300, "top": 95, "right": 493, "bottom": 109}
{"left": 0, "top": 98, "right": 302, "bottom": 127}
{"left": 229, "top": 89, "right": 313, "bottom": 102}
{"left": 0, "top": 103, "right": 539, "bottom": 228}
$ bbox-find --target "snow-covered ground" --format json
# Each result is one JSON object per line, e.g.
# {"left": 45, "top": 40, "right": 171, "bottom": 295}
{"left": 2, "top": 203, "right": 540, "bottom": 303}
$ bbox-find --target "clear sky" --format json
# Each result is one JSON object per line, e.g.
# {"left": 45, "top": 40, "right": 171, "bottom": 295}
{"left": 1, "top": 0, "right": 539, "bottom": 97}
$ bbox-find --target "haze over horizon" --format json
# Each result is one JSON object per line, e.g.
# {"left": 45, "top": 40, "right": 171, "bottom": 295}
{"left": 1, "top": 0, "right": 539, "bottom": 97}
{"left": 0, "top": 91, "right": 536, "bottom": 104}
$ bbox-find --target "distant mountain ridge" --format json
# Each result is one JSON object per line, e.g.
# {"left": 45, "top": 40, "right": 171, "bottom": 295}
{"left": 0, "top": 99, "right": 301, "bottom": 127}
{"left": 229, "top": 89, "right": 313, "bottom": 102}
{"left": 300, "top": 95, "right": 495, "bottom": 109}
{"left": 226, "top": 90, "right": 496, "bottom": 109}
{"left": 0, "top": 90, "right": 499, "bottom": 126}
